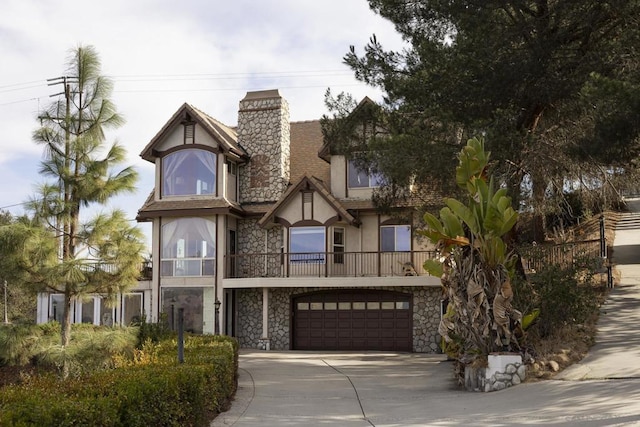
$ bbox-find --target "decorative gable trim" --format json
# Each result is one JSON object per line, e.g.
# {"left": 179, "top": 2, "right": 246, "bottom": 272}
{"left": 257, "top": 175, "right": 358, "bottom": 229}
{"left": 140, "top": 103, "right": 248, "bottom": 162}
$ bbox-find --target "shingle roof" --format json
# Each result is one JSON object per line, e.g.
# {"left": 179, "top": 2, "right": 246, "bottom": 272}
{"left": 136, "top": 194, "right": 242, "bottom": 221}
{"left": 290, "top": 120, "right": 330, "bottom": 185}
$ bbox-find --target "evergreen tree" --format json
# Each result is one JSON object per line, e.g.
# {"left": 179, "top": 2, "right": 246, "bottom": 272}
{"left": 1, "top": 46, "right": 144, "bottom": 348}
{"left": 336, "top": 0, "right": 640, "bottom": 239}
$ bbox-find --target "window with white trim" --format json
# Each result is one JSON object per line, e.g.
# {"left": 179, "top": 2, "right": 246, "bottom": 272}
{"left": 380, "top": 225, "right": 411, "bottom": 252}
{"left": 333, "top": 227, "right": 345, "bottom": 264}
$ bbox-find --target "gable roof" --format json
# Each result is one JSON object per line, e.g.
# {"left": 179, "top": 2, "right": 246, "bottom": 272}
{"left": 318, "top": 96, "right": 379, "bottom": 162}
{"left": 257, "top": 175, "right": 358, "bottom": 228}
{"left": 139, "top": 103, "right": 248, "bottom": 162}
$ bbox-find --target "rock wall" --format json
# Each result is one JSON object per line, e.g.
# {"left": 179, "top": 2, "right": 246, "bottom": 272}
{"left": 237, "top": 90, "right": 290, "bottom": 203}
{"left": 235, "top": 286, "right": 442, "bottom": 353}
{"left": 236, "top": 219, "right": 282, "bottom": 277}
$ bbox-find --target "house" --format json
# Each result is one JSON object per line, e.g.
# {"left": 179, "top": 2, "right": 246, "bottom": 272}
{"left": 38, "top": 89, "right": 444, "bottom": 353}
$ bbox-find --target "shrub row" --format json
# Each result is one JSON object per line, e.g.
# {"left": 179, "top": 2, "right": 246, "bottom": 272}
{"left": 0, "top": 335, "right": 238, "bottom": 427}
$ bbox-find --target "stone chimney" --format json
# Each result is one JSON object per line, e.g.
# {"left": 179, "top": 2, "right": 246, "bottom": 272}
{"left": 237, "top": 89, "right": 291, "bottom": 203}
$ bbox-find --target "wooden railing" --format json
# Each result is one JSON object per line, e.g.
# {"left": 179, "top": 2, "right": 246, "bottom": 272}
{"left": 225, "top": 250, "right": 438, "bottom": 279}
{"left": 518, "top": 239, "right": 602, "bottom": 273}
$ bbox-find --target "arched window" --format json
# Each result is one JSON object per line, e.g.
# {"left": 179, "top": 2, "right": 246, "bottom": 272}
{"left": 162, "top": 149, "right": 216, "bottom": 196}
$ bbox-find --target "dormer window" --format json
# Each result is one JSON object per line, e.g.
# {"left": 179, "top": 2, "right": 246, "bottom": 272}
{"left": 348, "top": 158, "right": 385, "bottom": 188}
{"left": 162, "top": 148, "right": 216, "bottom": 197}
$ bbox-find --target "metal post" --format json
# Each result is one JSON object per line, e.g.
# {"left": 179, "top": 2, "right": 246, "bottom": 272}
{"left": 599, "top": 215, "right": 606, "bottom": 258}
{"left": 170, "top": 303, "right": 175, "bottom": 331}
{"left": 3, "top": 280, "right": 8, "bottom": 324}
{"left": 214, "top": 298, "right": 221, "bottom": 335}
{"left": 177, "top": 308, "right": 184, "bottom": 363}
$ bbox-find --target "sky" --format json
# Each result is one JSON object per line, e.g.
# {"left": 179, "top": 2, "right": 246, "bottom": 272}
{"left": 0, "top": 0, "right": 406, "bottom": 248}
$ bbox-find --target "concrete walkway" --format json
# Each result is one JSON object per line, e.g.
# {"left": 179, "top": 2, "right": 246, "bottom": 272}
{"left": 558, "top": 198, "right": 640, "bottom": 380}
{"left": 213, "top": 200, "right": 640, "bottom": 426}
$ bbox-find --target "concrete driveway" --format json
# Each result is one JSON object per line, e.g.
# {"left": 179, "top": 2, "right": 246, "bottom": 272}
{"left": 214, "top": 202, "right": 640, "bottom": 426}
{"left": 212, "top": 351, "right": 640, "bottom": 426}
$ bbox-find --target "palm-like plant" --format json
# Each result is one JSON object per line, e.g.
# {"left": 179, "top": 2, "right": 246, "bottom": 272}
{"left": 422, "top": 137, "right": 521, "bottom": 367}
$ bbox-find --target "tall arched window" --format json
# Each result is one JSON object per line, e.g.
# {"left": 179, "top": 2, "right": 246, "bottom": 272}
{"left": 162, "top": 149, "right": 216, "bottom": 196}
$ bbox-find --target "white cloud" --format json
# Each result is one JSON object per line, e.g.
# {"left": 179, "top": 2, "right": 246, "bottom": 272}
{"left": 0, "top": 0, "right": 406, "bottom": 234}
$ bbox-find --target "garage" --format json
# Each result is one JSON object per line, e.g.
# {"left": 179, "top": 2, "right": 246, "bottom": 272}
{"left": 292, "top": 289, "right": 413, "bottom": 351}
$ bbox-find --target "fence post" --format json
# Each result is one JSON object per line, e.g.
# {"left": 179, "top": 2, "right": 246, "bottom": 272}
{"left": 177, "top": 308, "right": 184, "bottom": 363}
{"left": 600, "top": 215, "right": 614, "bottom": 288}
{"left": 599, "top": 215, "right": 606, "bottom": 258}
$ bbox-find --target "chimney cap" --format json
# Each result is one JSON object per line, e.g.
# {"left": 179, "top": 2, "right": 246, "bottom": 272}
{"left": 242, "top": 89, "right": 281, "bottom": 101}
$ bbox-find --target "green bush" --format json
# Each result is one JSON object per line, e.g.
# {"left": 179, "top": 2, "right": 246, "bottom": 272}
{"left": 136, "top": 314, "right": 173, "bottom": 347}
{"left": 513, "top": 255, "right": 601, "bottom": 338}
{"left": 0, "top": 335, "right": 238, "bottom": 427}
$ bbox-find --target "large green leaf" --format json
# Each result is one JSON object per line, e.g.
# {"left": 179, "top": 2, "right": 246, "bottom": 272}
{"left": 423, "top": 259, "right": 444, "bottom": 278}
{"left": 440, "top": 207, "right": 465, "bottom": 239}
{"left": 445, "top": 198, "right": 477, "bottom": 234}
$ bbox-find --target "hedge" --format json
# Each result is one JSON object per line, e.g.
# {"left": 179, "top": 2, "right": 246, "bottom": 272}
{"left": 0, "top": 335, "right": 238, "bottom": 427}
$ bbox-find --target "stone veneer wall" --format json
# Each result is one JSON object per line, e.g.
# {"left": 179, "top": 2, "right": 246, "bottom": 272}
{"left": 237, "top": 91, "right": 291, "bottom": 203}
{"left": 236, "top": 219, "right": 282, "bottom": 276}
{"left": 235, "top": 286, "right": 442, "bottom": 353}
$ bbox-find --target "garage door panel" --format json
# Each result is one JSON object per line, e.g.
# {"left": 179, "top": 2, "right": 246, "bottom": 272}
{"left": 293, "top": 290, "right": 413, "bottom": 351}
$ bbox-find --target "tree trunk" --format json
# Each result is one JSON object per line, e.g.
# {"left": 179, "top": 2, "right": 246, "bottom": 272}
{"left": 531, "top": 172, "right": 547, "bottom": 243}
{"left": 61, "top": 289, "right": 72, "bottom": 347}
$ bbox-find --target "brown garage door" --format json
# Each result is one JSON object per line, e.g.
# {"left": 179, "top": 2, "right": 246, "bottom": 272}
{"left": 292, "top": 290, "right": 412, "bottom": 351}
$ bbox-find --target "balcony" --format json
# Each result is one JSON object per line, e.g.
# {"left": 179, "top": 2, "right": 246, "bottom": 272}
{"left": 160, "top": 257, "right": 215, "bottom": 277}
{"left": 225, "top": 251, "right": 438, "bottom": 279}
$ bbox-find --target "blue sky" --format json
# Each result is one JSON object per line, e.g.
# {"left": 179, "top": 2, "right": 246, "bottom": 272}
{"left": 0, "top": 0, "right": 405, "bottom": 249}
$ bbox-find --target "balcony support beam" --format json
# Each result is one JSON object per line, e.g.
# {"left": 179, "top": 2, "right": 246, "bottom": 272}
{"left": 260, "top": 287, "right": 270, "bottom": 351}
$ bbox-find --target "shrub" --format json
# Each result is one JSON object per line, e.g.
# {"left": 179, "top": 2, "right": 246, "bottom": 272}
{"left": 0, "top": 335, "right": 239, "bottom": 427}
{"left": 136, "top": 314, "right": 173, "bottom": 347}
{"left": 512, "top": 255, "right": 601, "bottom": 339}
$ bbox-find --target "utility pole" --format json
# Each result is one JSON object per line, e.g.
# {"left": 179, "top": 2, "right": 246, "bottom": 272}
{"left": 46, "top": 76, "right": 74, "bottom": 260}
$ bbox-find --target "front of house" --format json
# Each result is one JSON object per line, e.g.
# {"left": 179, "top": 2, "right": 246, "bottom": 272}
{"left": 38, "top": 89, "right": 444, "bottom": 353}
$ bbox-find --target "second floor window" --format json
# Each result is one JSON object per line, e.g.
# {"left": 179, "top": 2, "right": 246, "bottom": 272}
{"left": 348, "top": 159, "right": 385, "bottom": 188}
{"left": 161, "top": 218, "right": 216, "bottom": 276}
{"left": 290, "top": 226, "right": 326, "bottom": 263}
{"left": 380, "top": 225, "right": 411, "bottom": 252}
{"left": 162, "top": 149, "right": 216, "bottom": 197}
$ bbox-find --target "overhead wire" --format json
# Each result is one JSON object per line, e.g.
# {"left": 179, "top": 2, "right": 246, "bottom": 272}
{"left": 0, "top": 69, "right": 360, "bottom": 106}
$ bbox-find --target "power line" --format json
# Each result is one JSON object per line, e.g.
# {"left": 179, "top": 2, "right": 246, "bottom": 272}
{"left": 0, "top": 97, "right": 42, "bottom": 106}
{"left": 114, "top": 83, "right": 365, "bottom": 94}
{"left": 0, "top": 202, "right": 27, "bottom": 210}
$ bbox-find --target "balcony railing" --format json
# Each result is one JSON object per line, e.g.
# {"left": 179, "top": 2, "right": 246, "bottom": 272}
{"left": 225, "top": 251, "right": 438, "bottom": 279}
{"left": 160, "top": 257, "right": 215, "bottom": 277}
